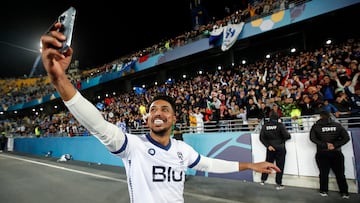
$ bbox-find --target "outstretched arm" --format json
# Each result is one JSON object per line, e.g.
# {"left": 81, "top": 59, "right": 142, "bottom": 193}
{"left": 240, "top": 161, "right": 280, "bottom": 174}
{"left": 40, "top": 22, "right": 126, "bottom": 152}
{"left": 193, "top": 156, "right": 280, "bottom": 174}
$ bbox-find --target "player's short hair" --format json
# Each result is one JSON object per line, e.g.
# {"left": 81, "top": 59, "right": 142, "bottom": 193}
{"left": 150, "top": 94, "right": 176, "bottom": 114}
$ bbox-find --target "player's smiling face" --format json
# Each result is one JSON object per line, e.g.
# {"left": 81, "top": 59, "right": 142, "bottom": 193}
{"left": 148, "top": 99, "right": 176, "bottom": 136}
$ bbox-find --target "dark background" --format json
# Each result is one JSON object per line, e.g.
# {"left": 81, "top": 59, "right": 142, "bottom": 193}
{"left": 0, "top": 0, "right": 247, "bottom": 78}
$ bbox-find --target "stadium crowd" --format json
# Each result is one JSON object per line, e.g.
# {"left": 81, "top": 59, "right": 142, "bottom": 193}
{"left": 0, "top": 0, "right": 298, "bottom": 108}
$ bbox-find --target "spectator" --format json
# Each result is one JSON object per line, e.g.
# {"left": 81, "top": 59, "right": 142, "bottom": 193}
{"left": 298, "top": 94, "right": 316, "bottom": 116}
{"left": 321, "top": 100, "right": 340, "bottom": 118}
{"left": 193, "top": 107, "right": 204, "bottom": 133}
{"left": 311, "top": 93, "right": 324, "bottom": 114}
{"left": 34, "top": 125, "right": 41, "bottom": 138}
{"left": 319, "top": 75, "right": 337, "bottom": 103}
{"left": 344, "top": 86, "right": 360, "bottom": 127}
{"left": 210, "top": 96, "right": 221, "bottom": 121}
{"left": 259, "top": 102, "right": 271, "bottom": 119}
{"left": 269, "top": 103, "right": 283, "bottom": 118}
{"left": 246, "top": 97, "right": 261, "bottom": 131}
{"left": 332, "top": 92, "right": 351, "bottom": 118}
{"left": 188, "top": 108, "right": 197, "bottom": 133}
{"left": 290, "top": 105, "right": 303, "bottom": 131}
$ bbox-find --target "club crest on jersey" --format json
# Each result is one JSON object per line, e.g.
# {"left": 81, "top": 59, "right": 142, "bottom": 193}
{"left": 148, "top": 148, "right": 156, "bottom": 156}
{"left": 177, "top": 152, "right": 183, "bottom": 160}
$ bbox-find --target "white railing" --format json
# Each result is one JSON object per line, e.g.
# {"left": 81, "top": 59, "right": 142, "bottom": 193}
{"left": 7, "top": 115, "right": 360, "bottom": 137}
{"left": 128, "top": 115, "right": 360, "bottom": 135}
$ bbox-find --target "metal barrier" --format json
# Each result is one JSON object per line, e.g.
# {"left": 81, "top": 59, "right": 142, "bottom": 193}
{"left": 127, "top": 115, "right": 360, "bottom": 135}
{"left": 6, "top": 115, "right": 360, "bottom": 138}
{"left": 128, "top": 119, "right": 251, "bottom": 135}
{"left": 259, "top": 115, "right": 360, "bottom": 133}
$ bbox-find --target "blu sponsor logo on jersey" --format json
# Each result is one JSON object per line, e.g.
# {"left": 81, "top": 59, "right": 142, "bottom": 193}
{"left": 152, "top": 166, "right": 183, "bottom": 182}
{"left": 149, "top": 147, "right": 184, "bottom": 182}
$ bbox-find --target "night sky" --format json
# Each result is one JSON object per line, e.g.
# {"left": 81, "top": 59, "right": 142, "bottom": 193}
{"left": 0, "top": 0, "right": 248, "bottom": 78}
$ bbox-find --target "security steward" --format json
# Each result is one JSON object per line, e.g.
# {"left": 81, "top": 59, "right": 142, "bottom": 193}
{"left": 310, "top": 110, "right": 350, "bottom": 198}
{"left": 259, "top": 112, "right": 291, "bottom": 189}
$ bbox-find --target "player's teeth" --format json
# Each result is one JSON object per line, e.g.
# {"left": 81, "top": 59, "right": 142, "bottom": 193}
{"left": 154, "top": 120, "right": 164, "bottom": 124}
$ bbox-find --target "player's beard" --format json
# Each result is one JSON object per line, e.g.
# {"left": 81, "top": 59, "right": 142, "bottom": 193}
{"left": 150, "top": 117, "right": 171, "bottom": 137}
{"left": 151, "top": 127, "right": 169, "bottom": 137}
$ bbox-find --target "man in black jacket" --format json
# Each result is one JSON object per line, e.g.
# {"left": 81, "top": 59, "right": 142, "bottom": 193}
{"left": 310, "top": 110, "right": 350, "bottom": 199}
{"left": 259, "top": 112, "right": 291, "bottom": 190}
{"left": 0, "top": 132, "right": 7, "bottom": 152}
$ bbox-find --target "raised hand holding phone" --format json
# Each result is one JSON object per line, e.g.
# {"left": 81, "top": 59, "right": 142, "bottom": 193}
{"left": 46, "top": 6, "right": 76, "bottom": 53}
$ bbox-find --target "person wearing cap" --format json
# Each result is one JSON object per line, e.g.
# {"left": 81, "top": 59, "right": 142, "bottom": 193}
{"left": 309, "top": 110, "right": 350, "bottom": 199}
{"left": 259, "top": 112, "right": 291, "bottom": 190}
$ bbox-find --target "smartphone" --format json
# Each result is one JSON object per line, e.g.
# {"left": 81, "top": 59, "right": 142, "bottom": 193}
{"left": 47, "top": 6, "right": 76, "bottom": 53}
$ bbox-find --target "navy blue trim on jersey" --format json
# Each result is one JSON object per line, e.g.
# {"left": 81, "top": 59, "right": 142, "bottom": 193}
{"left": 188, "top": 154, "right": 201, "bottom": 168}
{"left": 111, "top": 134, "right": 128, "bottom": 154}
{"left": 146, "top": 133, "right": 171, "bottom": 150}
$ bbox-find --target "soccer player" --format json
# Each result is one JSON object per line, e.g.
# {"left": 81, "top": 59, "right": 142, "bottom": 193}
{"left": 40, "top": 22, "right": 280, "bottom": 203}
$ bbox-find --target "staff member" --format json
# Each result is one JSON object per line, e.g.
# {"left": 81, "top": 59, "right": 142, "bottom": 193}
{"left": 259, "top": 112, "right": 291, "bottom": 190}
{"left": 310, "top": 110, "right": 350, "bottom": 199}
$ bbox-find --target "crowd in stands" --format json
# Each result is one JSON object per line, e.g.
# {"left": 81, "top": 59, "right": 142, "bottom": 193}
{"left": 2, "top": 0, "right": 360, "bottom": 137}
{"left": 0, "top": 0, "right": 297, "bottom": 109}
{"left": 2, "top": 35, "right": 359, "bottom": 137}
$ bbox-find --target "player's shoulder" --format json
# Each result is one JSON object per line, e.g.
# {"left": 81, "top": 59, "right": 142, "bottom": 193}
{"left": 171, "top": 137, "right": 186, "bottom": 145}
{"left": 171, "top": 138, "right": 192, "bottom": 149}
{"left": 125, "top": 133, "right": 147, "bottom": 143}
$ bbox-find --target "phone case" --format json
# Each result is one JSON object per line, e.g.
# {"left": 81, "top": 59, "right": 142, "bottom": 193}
{"left": 46, "top": 6, "right": 76, "bottom": 53}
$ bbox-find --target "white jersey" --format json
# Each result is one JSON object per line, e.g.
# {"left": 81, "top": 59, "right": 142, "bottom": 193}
{"left": 115, "top": 133, "right": 200, "bottom": 203}
{"left": 64, "top": 91, "right": 239, "bottom": 203}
